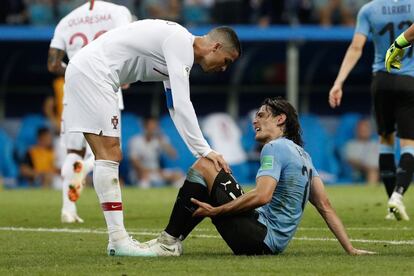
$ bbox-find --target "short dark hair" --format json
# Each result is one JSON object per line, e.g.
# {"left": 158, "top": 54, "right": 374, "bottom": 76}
{"left": 262, "top": 97, "right": 303, "bottom": 147}
{"left": 208, "top": 26, "right": 242, "bottom": 57}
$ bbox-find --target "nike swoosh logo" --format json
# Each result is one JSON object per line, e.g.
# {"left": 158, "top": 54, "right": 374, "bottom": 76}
{"left": 111, "top": 205, "right": 121, "bottom": 209}
{"left": 160, "top": 244, "right": 176, "bottom": 253}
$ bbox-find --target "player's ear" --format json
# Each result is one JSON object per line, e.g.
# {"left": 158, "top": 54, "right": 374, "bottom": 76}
{"left": 276, "top": 114, "right": 287, "bottom": 127}
{"left": 212, "top": 42, "right": 221, "bottom": 52}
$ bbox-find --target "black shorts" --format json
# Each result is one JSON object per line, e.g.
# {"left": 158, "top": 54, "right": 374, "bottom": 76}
{"left": 371, "top": 72, "right": 414, "bottom": 139}
{"left": 210, "top": 170, "right": 273, "bottom": 255}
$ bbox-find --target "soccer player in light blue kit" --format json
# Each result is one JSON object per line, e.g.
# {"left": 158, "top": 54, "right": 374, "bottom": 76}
{"left": 329, "top": 0, "right": 414, "bottom": 221}
{"left": 132, "top": 98, "right": 373, "bottom": 256}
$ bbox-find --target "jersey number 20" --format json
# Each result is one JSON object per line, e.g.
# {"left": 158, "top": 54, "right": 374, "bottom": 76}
{"left": 69, "top": 30, "right": 107, "bottom": 47}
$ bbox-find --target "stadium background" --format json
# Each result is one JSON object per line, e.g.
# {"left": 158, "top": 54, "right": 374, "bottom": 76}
{"left": 0, "top": 0, "right": 380, "bottom": 188}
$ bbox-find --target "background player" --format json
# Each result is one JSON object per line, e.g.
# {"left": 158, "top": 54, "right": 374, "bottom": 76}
{"left": 64, "top": 19, "right": 240, "bottom": 256}
{"left": 132, "top": 97, "right": 375, "bottom": 256}
{"left": 385, "top": 21, "right": 414, "bottom": 219}
{"left": 328, "top": 0, "right": 414, "bottom": 220}
{"left": 47, "top": 0, "right": 132, "bottom": 223}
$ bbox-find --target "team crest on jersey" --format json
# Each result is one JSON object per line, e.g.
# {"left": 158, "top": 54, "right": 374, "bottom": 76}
{"left": 183, "top": 65, "right": 191, "bottom": 78}
{"left": 111, "top": 116, "right": 119, "bottom": 129}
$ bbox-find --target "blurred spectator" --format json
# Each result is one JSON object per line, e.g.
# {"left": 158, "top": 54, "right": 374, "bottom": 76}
{"left": 250, "top": 0, "right": 314, "bottom": 26}
{"left": 0, "top": 0, "right": 28, "bottom": 24}
{"left": 314, "top": 0, "right": 368, "bottom": 26}
{"left": 27, "top": 0, "right": 55, "bottom": 25}
{"left": 202, "top": 113, "right": 249, "bottom": 182}
{"left": 212, "top": 0, "right": 249, "bottom": 24}
{"left": 128, "top": 117, "right": 184, "bottom": 188}
{"left": 56, "top": 0, "right": 77, "bottom": 20}
{"left": 183, "top": 0, "right": 213, "bottom": 26}
{"left": 285, "top": 0, "right": 314, "bottom": 24}
{"left": 20, "top": 127, "right": 59, "bottom": 187}
{"left": 249, "top": 0, "right": 286, "bottom": 26}
{"left": 345, "top": 118, "right": 379, "bottom": 184}
{"left": 139, "top": 0, "right": 181, "bottom": 22}
{"left": 43, "top": 95, "right": 60, "bottom": 134}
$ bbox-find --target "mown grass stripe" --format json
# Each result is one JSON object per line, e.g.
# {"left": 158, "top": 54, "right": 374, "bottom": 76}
{"left": 1, "top": 226, "right": 413, "bottom": 245}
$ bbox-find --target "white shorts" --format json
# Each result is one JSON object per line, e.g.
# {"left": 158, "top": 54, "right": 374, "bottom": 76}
{"left": 64, "top": 64, "right": 121, "bottom": 137}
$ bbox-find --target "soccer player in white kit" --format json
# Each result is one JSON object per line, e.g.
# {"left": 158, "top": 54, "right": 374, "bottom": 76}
{"left": 47, "top": 0, "right": 132, "bottom": 224}
{"left": 65, "top": 19, "right": 241, "bottom": 256}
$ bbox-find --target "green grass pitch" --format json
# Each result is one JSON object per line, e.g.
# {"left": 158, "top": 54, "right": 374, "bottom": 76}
{"left": 1, "top": 185, "right": 414, "bottom": 275}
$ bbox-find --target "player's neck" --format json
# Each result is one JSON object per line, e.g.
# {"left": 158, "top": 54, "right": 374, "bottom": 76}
{"left": 266, "top": 131, "right": 284, "bottom": 144}
{"left": 193, "top": 37, "right": 207, "bottom": 64}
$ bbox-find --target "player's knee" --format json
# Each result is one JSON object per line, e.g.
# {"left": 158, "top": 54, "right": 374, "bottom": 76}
{"left": 94, "top": 146, "right": 122, "bottom": 162}
{"left": 192, "top": 158, "right": 215, "bottom": 175}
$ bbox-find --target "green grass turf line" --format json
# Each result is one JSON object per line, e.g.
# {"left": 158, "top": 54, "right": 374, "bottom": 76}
{"left": 0, "top": 186, "right": 413, "bottom": 275}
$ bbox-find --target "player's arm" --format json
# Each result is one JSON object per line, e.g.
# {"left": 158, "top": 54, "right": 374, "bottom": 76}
{"left": 163, "top": 31, "right": 229, "bottom": 172}
{"left": 309, "top": 176, "right": 375, "bottom": 255}
{"left": 192, "top": 176, "right": 276, "bottom": 217}
{"left": 329, "top": 33, "right": 367, "bottom": 108}
{"left": 47, "top": 47, "right": 67, "bottom": 76}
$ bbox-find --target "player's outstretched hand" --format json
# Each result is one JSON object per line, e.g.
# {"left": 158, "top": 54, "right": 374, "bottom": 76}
{"left": 206, "top": 150, "right": 231, "bottom": 173}
{"left": 191, "top": 198, "right": 220, "bottom": 217}
{"left": 328, "top": 84, "right": 343, "bottom": 108}
{"left": 348, "top": 248, "right": 377, "bottom": 256}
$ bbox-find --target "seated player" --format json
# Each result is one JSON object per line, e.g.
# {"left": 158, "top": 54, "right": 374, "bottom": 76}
{"left": 128, "top": 117, "right": 183, "bottom": 188}
{"left": 344, "top": 118, "right": 379, "bottom": 184}
{"left": 126, "top": 97, "right": 375, "bottom": 257}
{"left": 20, "top": 127, "right": 59, "bottom": 188}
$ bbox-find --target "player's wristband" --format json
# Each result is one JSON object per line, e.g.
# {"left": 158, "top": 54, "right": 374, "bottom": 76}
{"left": 395, "top": 33, "right": 410, "bottom": 48}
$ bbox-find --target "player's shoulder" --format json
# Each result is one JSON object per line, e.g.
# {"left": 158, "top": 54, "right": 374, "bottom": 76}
{"left": 263, "top": 137, "right": 291, "bottom": 154}
{"left": 358, "top": 0, "right": 377, "bottom": 16}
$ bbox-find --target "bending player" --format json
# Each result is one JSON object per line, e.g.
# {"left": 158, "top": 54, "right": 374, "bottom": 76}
{"left": 47, "top": 0, "right": 132, "bottom": 223}
{"left": 329, "top": 0, "right": 414, "bottom": 220}
{"left": 133, "top": 98, "right": 375, "bottom": 256}
{"left": 64, "top": 19, "right": 240, "bottom": 256}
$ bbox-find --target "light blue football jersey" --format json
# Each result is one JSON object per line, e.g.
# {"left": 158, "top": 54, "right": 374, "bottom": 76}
{"left": 255, "top": 137, "right": 319, "bottom": 253}
{"left": 356, "top": 0, "right": 414, "bottom": 75}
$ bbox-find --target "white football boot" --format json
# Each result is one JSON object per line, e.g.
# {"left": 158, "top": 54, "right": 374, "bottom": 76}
{"left": 107, "top": 236, "right": 151, "bottom": 257}
{"left": 137, "top": 231, "right": 183, "bottom": 257}
{"left": 388, "top": 192, "right": 410, "bottom": 221}
{"left": 61, "top": 210, "right": 84, "bottom": 223}
{"left": 384, "top": 208, "right": 395, "bottom": 220}
{"left": 148, "top": 231, "right": 182, "bottom": 256}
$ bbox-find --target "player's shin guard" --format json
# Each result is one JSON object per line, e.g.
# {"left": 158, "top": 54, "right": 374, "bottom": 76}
{"left": 164, "top": 168, "right": 208, "bottom": 239}
{"left": 394, "top": 147, "right": 414, "bottom": 195}
{"left": 379, "top": 153, "right": 396, "bottom": 198}
{"left": 61, "top": 153, "right": 82, "bottom": 214}
{"left": 94, "top": 160, "right": 128, "bottom": 242}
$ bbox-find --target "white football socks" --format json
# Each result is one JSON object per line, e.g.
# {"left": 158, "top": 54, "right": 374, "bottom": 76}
{"left": 94, "top": 160, "right": 128, "bottom": 243}
{"left": 83, "top": 154, "right": 95, "bottom": 176}
{"left": 61, "top": 153, "right": 81, "bottom": 215}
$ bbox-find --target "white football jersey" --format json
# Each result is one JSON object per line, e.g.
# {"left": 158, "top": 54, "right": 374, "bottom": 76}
{"left": 50, "top": 1, "right": 132, "bottom": 59}
{"left": 69, "top": 19, "right": 211, "bottom": 157}
{"left": 50, "top": 0, "right": 131, "bottom": 109}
